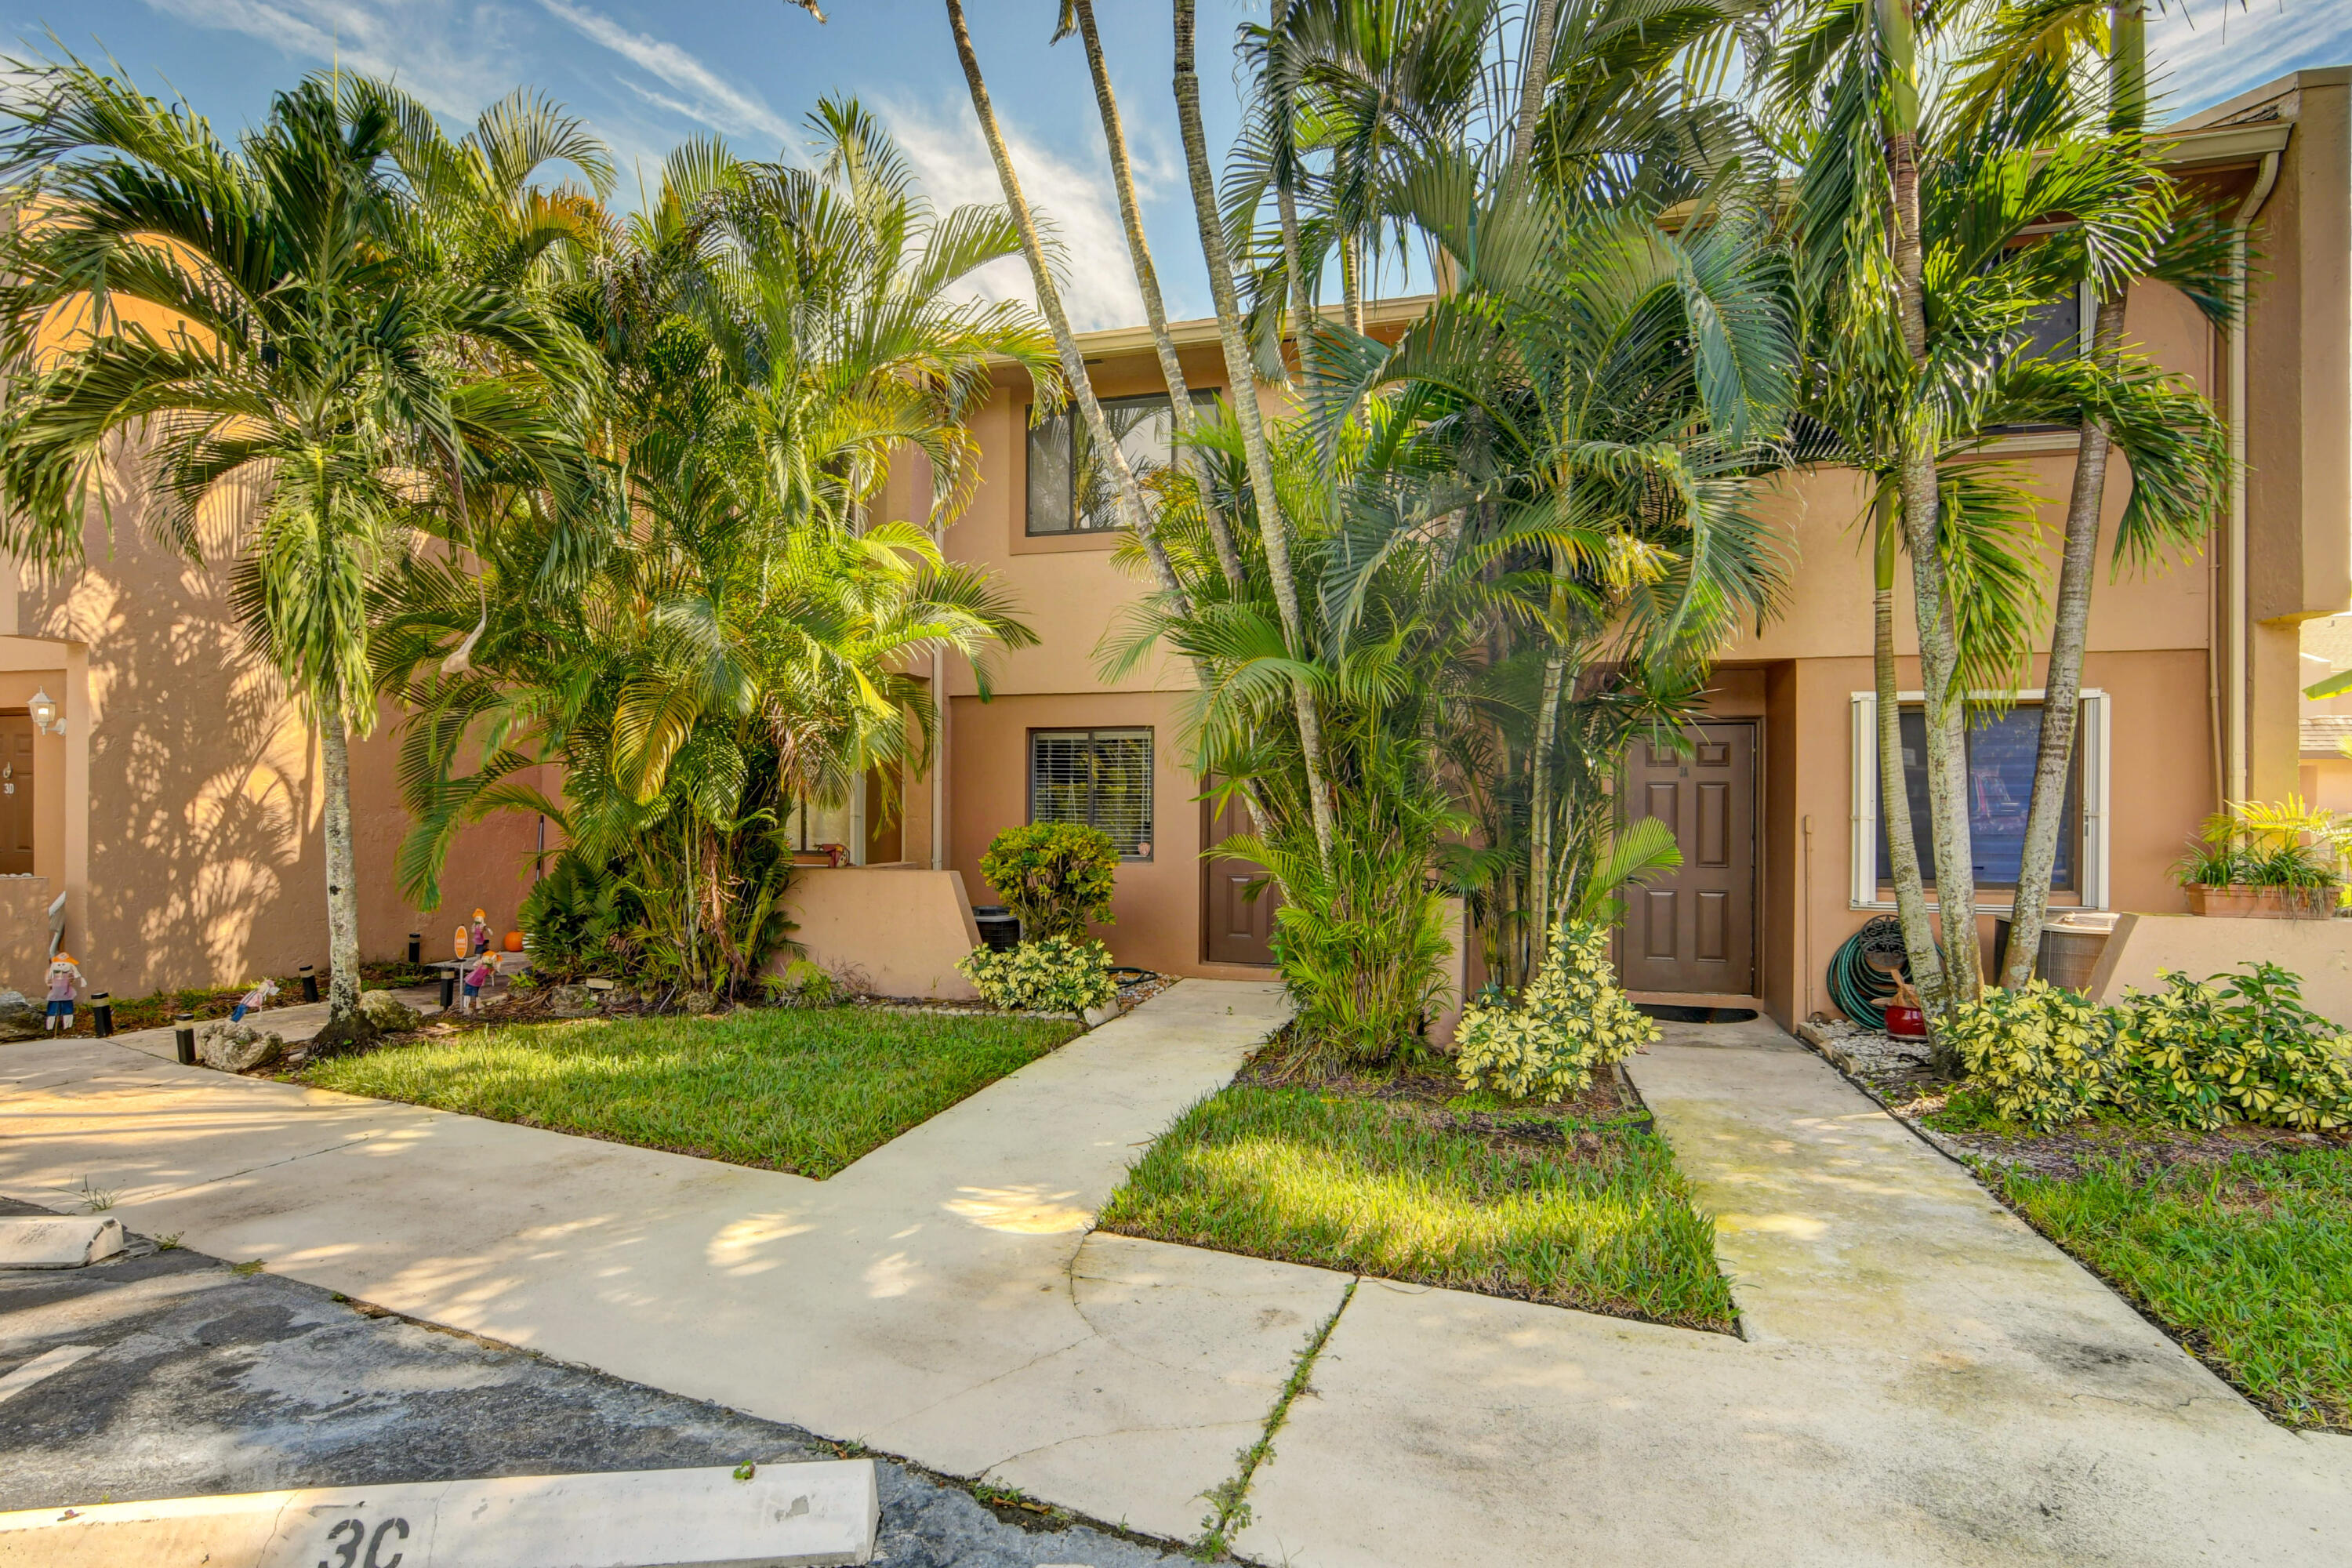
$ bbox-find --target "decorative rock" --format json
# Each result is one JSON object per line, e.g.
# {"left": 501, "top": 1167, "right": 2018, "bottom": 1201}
{"left": 545, "top": 984, "right": 597, "bottom": 1018}
{"left": 198, "top": 1022, "right": 285, "bottom": 1073}
{"left": 0, "top": 989, "right": 41, "bottom": 1040}
{"left": 358, "top": 989, "right": 423, "bottom": 1033}
{"left": 681, "top": 989, "right": 717, "bottom": 1015}
{"left": 0, "top": 1459, "right": 880, "bottom": 1566}
{"left": 0, "top": 1216, "right": 125, "bottom": 1269}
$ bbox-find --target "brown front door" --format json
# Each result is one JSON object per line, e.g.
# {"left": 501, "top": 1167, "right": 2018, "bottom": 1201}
{"left": 1617, "top": 722, "right": 1756, "bottom": 995}
{"left": 1202, "top": 788, "right": 1279, "bottom": 965}
{"left": 0, "top": 717, "right": 32, "bottom": 877}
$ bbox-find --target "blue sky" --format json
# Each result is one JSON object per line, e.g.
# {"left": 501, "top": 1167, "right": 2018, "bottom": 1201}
{"left": 20, "top": 1, "right": 2352, "bottom": 330}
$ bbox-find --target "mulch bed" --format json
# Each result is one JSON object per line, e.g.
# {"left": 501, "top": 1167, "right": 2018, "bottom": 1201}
{"left": 1797, "top": 1017, "right": 2352, "bottom": 1178}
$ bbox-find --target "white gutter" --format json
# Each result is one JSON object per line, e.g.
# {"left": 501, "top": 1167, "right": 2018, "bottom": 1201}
{"left": 2227, "top": 148, "right": 2283, "bottom": 804}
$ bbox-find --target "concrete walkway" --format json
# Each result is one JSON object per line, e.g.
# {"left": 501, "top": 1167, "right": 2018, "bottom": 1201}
{"left": 6, "top": 996, "right": 2350, "bottom": 1563}
{"left": 1, "top": 980, "right": 1341, "bottom": 1544}
{"left": 1236, "top": 1017, "right": 2352, "bottom": 1566}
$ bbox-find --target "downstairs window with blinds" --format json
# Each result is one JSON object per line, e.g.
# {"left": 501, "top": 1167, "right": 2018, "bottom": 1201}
{"left": 1029, "top": 728, "right": 1154, "bottom": 859}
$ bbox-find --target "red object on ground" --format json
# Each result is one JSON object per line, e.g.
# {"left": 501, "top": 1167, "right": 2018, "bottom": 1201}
{"left": 1883, "top": 1004, "right": 1927, "bottom": 1038}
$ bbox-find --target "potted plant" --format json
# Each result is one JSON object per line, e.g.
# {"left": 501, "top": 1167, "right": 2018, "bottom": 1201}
{"left": 2172, "top": 797, "right": 2347, "bottom": 920}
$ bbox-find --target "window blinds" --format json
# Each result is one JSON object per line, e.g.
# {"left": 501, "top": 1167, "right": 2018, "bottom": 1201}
{"left": 1029, "top": 729, "right": 1153, "bottom": 857}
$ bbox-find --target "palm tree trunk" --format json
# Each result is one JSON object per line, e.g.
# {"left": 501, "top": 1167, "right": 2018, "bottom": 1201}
{"left": 1508, "top": 0, "right": 1561, "bottom": 175}
{"left": 1070, "top": 0, "right": 1243, "bottom": 594}
{"left": 1875, "top": 488, "right": 1945, "bottom": 1003}
{"left": 1526, "top": 638, "right": 1566, "bottom": 977}
{"left": 2002, "top": 5, "right": 2146, "bottom": 989}
{"left": 1174, "top": 0, "right": 1338, "bottom": 866}
{"left": 946, "top": 0, "right": 1188, "bottom": 612}
{"left": 318, "top": 712, "right": 363, "bottom": 1023}
{"left": 1883, "top": 0, "right": 1981, "bottom": 1013}
{"left": 1340, "top": 232, "right": 1363, "bottom": 336}
{"left": 2002, "top": 292, "right": 2122, "bottom": 987}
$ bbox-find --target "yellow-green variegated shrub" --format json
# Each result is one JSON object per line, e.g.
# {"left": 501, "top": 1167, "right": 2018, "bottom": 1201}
{"left": 1945, "top": 981, "right": 2125, "bottom": 1130}
{"left": 2113, "top": 964, "right": 2352, "bottom": 1131}
{"left": 1454, "top": 921, "right": 1658, "bottom": 1103}
{"left": 958, "top": 936, "right": 1116, "bottom": 1017}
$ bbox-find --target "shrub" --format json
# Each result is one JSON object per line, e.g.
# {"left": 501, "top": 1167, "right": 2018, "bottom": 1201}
{"left": 761, "top": 959, "right": 838, "bottom": 1007}
{"left": 1944, "top": 981, "right": 2125, "bottom": 1130}
{"left": 959, "top": 935, "right": 1116, "bottom": 1017}
{"left": 2172, "top": 796, "right": 2347, "bottom": 895}
{"left": 517, "top": 851, "right": 640, "bottom": 981}
{"left": 979, "top": 824, "right": 1119, "bottom": 942}
{"left": 1454, "top": 921, "right": 1657, "bottom": 1104}
{"left": 2114, "top": 964, "right": 2352, "bottom": 1131}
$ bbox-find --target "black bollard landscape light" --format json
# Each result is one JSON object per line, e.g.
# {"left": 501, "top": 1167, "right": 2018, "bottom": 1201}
{"left": 407, "top": 932, "right": 421, "bottom": 965}
{"left": 90, "top": 992, "right": 113, "bottom": 1038}
{"left": 439, "top": 968, "right": 456, "bottom": 1010}
{"left": 173, "top": 1012, "right": 196, "bottom": 1065}
{"left": 299, "top": 964, "right": 319, "bottom": 1004}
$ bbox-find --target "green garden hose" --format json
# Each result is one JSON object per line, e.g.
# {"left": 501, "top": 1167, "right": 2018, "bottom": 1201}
{"left": 1828, "top": 916, "right": 1912, "bottom": 1024}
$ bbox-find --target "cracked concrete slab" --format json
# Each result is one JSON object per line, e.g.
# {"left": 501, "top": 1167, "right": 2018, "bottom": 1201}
{"left": 1232, "top": 1025, "right": 2352, "bottom": 1566}
{"left": 0, "top": 1197, "right": 1192, "bottom": 1566}
{"left": 0, "top": 980, "right": 1302, "bottom": 1544}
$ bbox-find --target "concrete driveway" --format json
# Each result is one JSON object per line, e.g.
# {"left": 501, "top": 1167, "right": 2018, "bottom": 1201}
{"left": 5, "top": 992, "right": 2350, "bottom": 1564}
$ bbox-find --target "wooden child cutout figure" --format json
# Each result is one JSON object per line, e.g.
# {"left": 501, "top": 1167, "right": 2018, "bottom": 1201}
{"left": 44, "top": 952, "right": 82, "bottom": 1031}
{"left": 461, "top": 951, "right": 495, "bottom": 1014}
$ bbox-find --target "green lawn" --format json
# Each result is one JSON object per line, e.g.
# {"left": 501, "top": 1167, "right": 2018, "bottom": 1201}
{"left": 1991, "top": 1150, "right": 2352, "bottom": 1430}
{"left": 303, "top": 1007, "right": 1078, "bottom": 1178}
{"left": 1098, "top": 1081, "right": 1737, "bottom": 1332}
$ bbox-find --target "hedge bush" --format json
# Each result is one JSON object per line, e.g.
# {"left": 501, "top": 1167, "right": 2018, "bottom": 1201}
{"left": 958, "top": 935, "right": 1116, "bottom": 1017}
{"left": 979, "top": 823, "right": 1118, "bottom": 942}
{"left": 2114, "top": 964, "right": 2352, "bottom": 1131}
{"left": 1455, "top": 920, "right": 1657, "bottom": 1103}
{"left": 1946, "top": 964, "right": 2352, "bottom": 1132}
{"left": 1945, "top": 980, "right": 2125, "bottom": 1131}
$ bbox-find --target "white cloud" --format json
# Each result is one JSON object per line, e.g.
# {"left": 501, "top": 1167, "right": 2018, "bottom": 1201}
{"left": 880, "top": 95, "right": 1145, "bottom": 334}
{"left": 2150, "top": 0, "right": 2352, "bottom": 121}
{"left": 143, "top": 0, "right": 523, "bottom": 120}
{"left": 535, "top": 0, "right": 795, "bottom": 154}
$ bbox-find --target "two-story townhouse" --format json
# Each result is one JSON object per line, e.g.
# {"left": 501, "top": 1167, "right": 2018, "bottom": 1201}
{"left": 2, "top": 67, "right": 2343, "bottom": 1029}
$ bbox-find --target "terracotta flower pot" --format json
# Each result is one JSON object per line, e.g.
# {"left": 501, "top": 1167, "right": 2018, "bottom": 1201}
{"left": 2184, "top": 884, "right": 2337, "bottom": 920}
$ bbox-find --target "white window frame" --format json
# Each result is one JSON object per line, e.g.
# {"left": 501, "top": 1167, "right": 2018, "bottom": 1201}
{"left": 1848, "top": 688, "right": 2108, "bottom": 912}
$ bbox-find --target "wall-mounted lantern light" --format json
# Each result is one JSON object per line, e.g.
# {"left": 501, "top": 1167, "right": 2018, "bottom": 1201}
{"left": 27, "top": 687, "right": 63, "bottom": 736}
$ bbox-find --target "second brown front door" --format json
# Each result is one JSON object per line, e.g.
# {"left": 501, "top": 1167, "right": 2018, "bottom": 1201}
{"left": 1202, "top": 788, "right": 1279, "bottom": 965}
{"left": 0, "top": 717, "right": 33, "bottom": 877}
{"left": 1617, "top": 722, "right": 1756, "bottom": 996}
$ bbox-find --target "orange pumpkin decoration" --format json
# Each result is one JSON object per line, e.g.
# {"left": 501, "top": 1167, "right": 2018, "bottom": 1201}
{"left": 503, "top": 931, "right": 524, "bottom": 953}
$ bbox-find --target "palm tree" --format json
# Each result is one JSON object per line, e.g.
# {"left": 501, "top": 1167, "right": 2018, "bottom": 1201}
{"left": 0, "top": 62, "right": 581, "bottom": 1036}
{"left": 1172, "top": 0, "right": 1342, "bottom": 866}
{"left": 1056, "top": 0, "right": 1246, "bottom": 593}
{"left": 1774, "top": 1, "right": 2229, "bottom": 1018}
{"left": 1960, "top": 2, "right": 2236, "bottom": 987}
{"left": 380, "top": 107, "right": 1053, "bottom": 993}
{"left": 942, "top": 0, "right": 1188, "bottom": 608}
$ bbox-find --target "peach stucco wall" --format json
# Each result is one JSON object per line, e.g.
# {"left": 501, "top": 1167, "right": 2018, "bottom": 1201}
{"left": 779, "top": 866, "right": 982, "bottom": 1001}
{"left": 2088, "top": 912, "right": 2352, "bottom": 1027}
{"left": 3, "top": 491, "right": 553, "bottom": 997}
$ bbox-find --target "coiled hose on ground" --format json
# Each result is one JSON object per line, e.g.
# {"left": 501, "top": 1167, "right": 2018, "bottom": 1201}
{"left": 1828, "top": 915, "right": 1912, "bottom": 1024}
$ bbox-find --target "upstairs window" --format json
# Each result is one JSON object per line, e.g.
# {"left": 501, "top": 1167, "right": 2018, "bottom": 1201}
{"left": 1029, "top": 728, "right": 1154, "bottom": 858}
{"left": 1025, "top": 391, "right": 1217, "bottom": 535}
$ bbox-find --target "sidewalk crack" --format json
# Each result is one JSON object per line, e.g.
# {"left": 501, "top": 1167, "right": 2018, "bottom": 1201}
{"left": 1192, "top": 1275, "right": 1357, "bottom": 1559}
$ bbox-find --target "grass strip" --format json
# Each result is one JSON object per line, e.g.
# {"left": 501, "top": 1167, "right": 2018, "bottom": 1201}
{"left": 303, "top": 1007, "right": 1076, "bottom": 1178}
{"left": 1099, "top": 1083, "right": 1735, "bottom": 1332}
{"left": 1991, "top": 1149, "right": 2352, "bottom": 1430}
